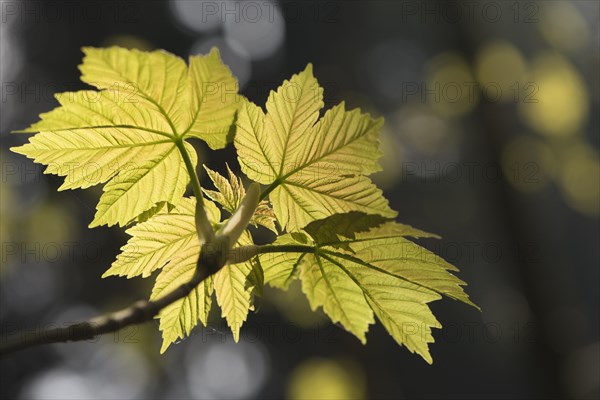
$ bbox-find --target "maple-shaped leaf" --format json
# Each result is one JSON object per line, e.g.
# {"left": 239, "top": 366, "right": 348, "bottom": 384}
{"left": 103, "top": 198, "right": 221, "bottom": 279}
{"left": 203, "top": 164, "right": 278, "bottom": 233}
{"left": 234, "top": 64, "right": 396, "bottom": 232}
{"left": 151, "top": 245, "right": 214, "bottom": 353}
{"left": 104, "top": 195, "right": 261, "bottom": 351}
{"left": 11, "top": 46, "right": 241, "bottom": 227}
{"left": 213, "top": 230, "right": 264, "bottom": 342}
{"left": 258, "top": 213, "right": 477, "bottom": 363}
{"left": 260, "top": 233, "right": 309, "bottom": 290}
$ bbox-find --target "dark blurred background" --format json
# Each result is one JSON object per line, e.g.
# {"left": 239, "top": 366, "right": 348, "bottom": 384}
{"left": 1, "top": 0, "right": 599, "bottom": 399}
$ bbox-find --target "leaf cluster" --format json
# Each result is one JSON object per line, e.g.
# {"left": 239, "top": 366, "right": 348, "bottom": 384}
{"left": 12, "top": 47, "right": 477, "bottom": 363}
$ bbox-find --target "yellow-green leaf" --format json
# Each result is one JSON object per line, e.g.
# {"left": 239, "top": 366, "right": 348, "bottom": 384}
{"left": 235, "top": 65, "right": 396, "bottom": 231}
{"left": 90, "top": 142, "right": 196, "bottom": 227}
{"left": 104, "top": 194, "right": 259, "bottom": 349}
{"left": 259, "top": 213, "right": 477, "bottom": 362}
{"left": 299, "top": 252, "right": 374, "bottom": 343}
{"left": 213, "top": 231, "right": 262, "bottom": 341}
{"left": 151, "top": 245, "right": 214, "bottom": 354}
{"left": 320, "top": 252, "right": 441, "bottom": 364}
{"left": 303, "top": 211, "right": 439, "bottom": 250}
{"left": 11, "top": 46, "right": 241, "bottom": 227}
{"left": 78, "top": 46, "right": 194, "bottom": 133}
{"left": 103, "top": 197, "right": 220, "bottom": 278}
{"left": 203, "top": 164, "right": 277, "bottom": 233}
{"left": 187, "top": 50, "right": 241, "bottom": 149}
{"left": 260, "top": 233, "right": 308, "bottom": 289}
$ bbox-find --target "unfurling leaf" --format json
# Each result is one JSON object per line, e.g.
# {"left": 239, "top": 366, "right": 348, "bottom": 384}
{"left": 203, "top": 164, "right": 278, "bottom": 233}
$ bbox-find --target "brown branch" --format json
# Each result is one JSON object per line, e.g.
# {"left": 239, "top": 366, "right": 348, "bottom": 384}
{"left": 0, "top": 247, "right": 225, "bottom": 357}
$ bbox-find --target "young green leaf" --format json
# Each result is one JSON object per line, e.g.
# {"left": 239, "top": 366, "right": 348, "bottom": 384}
{"left": 11, "top": 47, "right": 241, "bottom": 227}
{"left": 151, "top": 245, "right": 214, "bottom": 354}
{"left": 8, "top": 46, "right": 478, "bottom": 363}
{"left": 260, "top": 233, "right": 309, "bottom": 289}
{"left": 258, "top": 213, "right": 477, "bottom": 363}
{"left": 102, "top": 195, "right": 260, "bottom": 350}
{"left": 302, "top": 211, "right": 439, "bottom": 248}
{"left": 214, "top": 231, "right": 263, "bottom": 342}
{"left": 203, "top": 164, "right": 278, "bottom": 233}
{"left": 234, "top": 65, "right": 396, "bottom": 232}
{"left": 103, "top": 198, "right": 220, "bottom": 279}
{"left": 299, "top": 251, "right": 376, "bottom": 344}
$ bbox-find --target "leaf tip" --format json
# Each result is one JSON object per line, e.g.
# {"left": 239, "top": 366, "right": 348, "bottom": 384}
{"left": 9, "top": 145, "right": 26, "bottom": 155}
{"left": 471, "top": 301, "right": 482, "bottom": 312}
{"left": 100, "top": 270, "right": 113, "bottom": 279}
{"left": 80, "top": 46, "right": 94, "bottom": 55}
{"left": 159, "top": 340, "right": 171, "bottom": 354}
{"left": 208, "top": 46, "right": 221, "bottom": 58}
{"left": 422, "top": 352, "right": 434, "bottom": 365}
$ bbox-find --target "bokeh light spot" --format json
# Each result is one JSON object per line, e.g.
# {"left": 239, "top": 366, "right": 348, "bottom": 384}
{"left": 557, "top": 140, "right": 600, "bottom": 216}
{"left": 287, "top": 358, "right": 366, "bottom": 400}
{"left": 170, "top": 0, "right": 224, "bottom": 34}
{"left": 426, "top": 52, "right": 479, "bottom": 118}
{"left": 539, "top": 2, "right": 590, "bottom": 53}
{"left": 475, "top": 41, "right": 527, "bottom": 103}
{"left": 223, "top": 0, "right": 285, "bottom": 61}
{"left": 501, "top": 135, "right": 555, "bottom": 193}
{"left": 186, "top": 340, "right": 269, "bottom": 399}
{"left": 518, "top": 53, "right": 588, "bottom": 137}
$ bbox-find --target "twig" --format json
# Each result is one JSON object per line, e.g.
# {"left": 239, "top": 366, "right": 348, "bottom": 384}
{"left": 0, "top": 247, "right": 224, "bottom": 357}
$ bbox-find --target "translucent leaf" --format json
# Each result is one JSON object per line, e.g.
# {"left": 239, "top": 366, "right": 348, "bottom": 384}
{"left": 214, "top": 230, "right": 262, "bottom": 342}
{"left": 187, "top": 50, "right": 241, "bottom": 149}
{"left": 11, "top": 47, "right": 240, "bottom": 227}
{"left": 235, "top": 65, "right": 396, "bottom": 231}
{"left": 260, "top": 214, "right": 477, "bottom": 363}
{"left": 259, "top": 233, "right": 309, "bottom": 289}
{"left": 320, "top": 251, "right": 441, "bottom": 364}
{"left": 303, "top": 211, "right": 439, "bottom": 247}
{"left": 299, "top": 253, "right": 374, "bottom": 343}
{"left": 151, "top": 245, "right": 214, "bottom": 354}
{"left": 203, "top": 165, "right": 277, "bottom": 233}
{"left": 103, "top": 194, "right": 259, "bottom": 349}
{"left": 104, "top": 198, "right": 220, "bottom": 278}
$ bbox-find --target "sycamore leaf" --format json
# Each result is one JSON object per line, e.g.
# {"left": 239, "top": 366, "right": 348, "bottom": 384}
{"left": 259, "top": 212, "right": 477, "bottom": 363}
{"left": 203, "top": 165, "right": 277, "bottom": 233}
{"left": 151, "top": 245, "right": 214, "bottom": 354}
{"left": 303, "top": 211, "right": 439, "bottom": 245}
{"left": 186, "top": 49, "right": 242, "bottom": 149}
{"left": 259, "top": 233, "right": 309, "bottom": 290}
{"left": 10, "top": 46, "right": 476, "bottom": 363}
{"left": 235, "top": 64, "right": 396, "bottom": 232}
{"left": 103, "top": 198, "right": 220, "bottom": 278}
{"left": 318, "top": 252, "right": 442, "bottom": 364}
{"left": 299, "top": 252, "right": 375, "bottom": 344}
{"left": 213, "top": 230, "right": 263, "bottom": 342}
{"left": 133, "top": 202, "right": 168, "bottom": 224}
{"left": 103, "top": 195, "right": 260, "bottom": 350}
{"left": 11, "top": 46, "right": 241, "bottom": 227}
{"left": 104, "top": 197, "right": 219, "bottom": 352}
